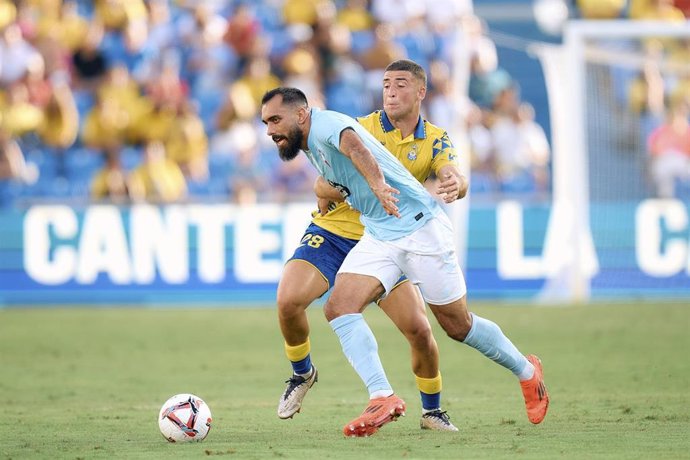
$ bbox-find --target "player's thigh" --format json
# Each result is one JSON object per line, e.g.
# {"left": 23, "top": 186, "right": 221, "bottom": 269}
{"left": 277, "top": 259, "right": 329, "bottom": 315}
{"left": 338, "top": 233, "right": 404, "bottom": 297}
{"left": 278, "top": 223, "right": 358, "bottom": 313}
{"left": 378, "top": 281, "right": 433, "bottom": 339}
{"left": 403, "top": 249, "right": 467, "bottom": 305}
{"left": 325, "top": 273, "right": 385, "bottom": 320}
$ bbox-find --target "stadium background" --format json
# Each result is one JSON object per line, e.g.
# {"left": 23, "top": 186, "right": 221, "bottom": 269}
{"left": 0, "top": 0, "right": 689, "bottom": 306}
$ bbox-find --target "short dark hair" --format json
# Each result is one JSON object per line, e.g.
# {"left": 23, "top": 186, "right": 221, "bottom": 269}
{"left": 384, "top": 60, "right": 427, "bottom": 87}
{"left": 261, "top": 87, "right": 309, "bottom": 107}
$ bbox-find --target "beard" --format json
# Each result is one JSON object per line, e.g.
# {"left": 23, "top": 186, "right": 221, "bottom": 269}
{"left": 275, "top": 126, "right": 303, "bottom": 161}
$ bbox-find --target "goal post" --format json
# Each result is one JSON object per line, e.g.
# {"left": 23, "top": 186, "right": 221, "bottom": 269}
{"left": 533, "top": 20, "right": 690, "bottom": 303}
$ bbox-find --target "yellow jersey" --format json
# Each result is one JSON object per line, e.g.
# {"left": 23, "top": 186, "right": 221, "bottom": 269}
{"left": 311, "top": 110, "right": 458, "bottom": 240}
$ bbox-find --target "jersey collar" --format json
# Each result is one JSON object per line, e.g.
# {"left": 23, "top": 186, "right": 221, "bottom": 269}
{"left": 380, "top": 110, "right": 427, "bottom": 139}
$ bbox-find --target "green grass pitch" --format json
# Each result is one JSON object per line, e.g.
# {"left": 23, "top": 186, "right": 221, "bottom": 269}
{"left": 1, "top": 302, "right": 688, "bottom": 459}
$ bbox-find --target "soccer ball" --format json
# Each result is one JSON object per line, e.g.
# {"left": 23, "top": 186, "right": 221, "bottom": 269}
{"left": 158, "top": 394, "right": 212, "bottom": 443}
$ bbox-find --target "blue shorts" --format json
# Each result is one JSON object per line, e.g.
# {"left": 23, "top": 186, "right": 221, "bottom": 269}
{"left": 289, "top": 223, "right": 358, "bottom": 290}
{"left": 289, "top": 223, "right": 407, "bottom": 293}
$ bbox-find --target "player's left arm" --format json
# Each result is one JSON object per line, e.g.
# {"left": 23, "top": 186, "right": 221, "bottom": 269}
{"left": 431, "top": 131, "right": 468, "bottom": 203}
{"left": 437, "top": 164, "right": 468, "bottom": 203}
{"left": 338, "top": 128, "right": 401, "bottom": 218}
{"left": 313, "top": 176, "right": 343, "bottom": 215}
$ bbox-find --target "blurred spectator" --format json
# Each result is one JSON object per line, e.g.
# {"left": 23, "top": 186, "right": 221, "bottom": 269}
{"left": 0, "top": 0, "right": 16, "bottom": 31}
{"left": 97, "top": 64, "right": 153, "bottom": 144}
{"left": 234, "top": 57, "right": 281, "bottom": 109}
{"left": 166, "top": 101, "right": 208, "bottom": 182}
{"left": 0, "top": 82, "right": 44, "bottom": 137}
{"left": 371, "top": 0, "right": 423, "bottom": 29}
{"left": 646, "top": 102, "right": 690, "bottom": 198}
{"left": 628, "top": 60, "right": 665, "bottom": 117}
{"left": 90, "top": 148, "right": 130, "bottom": 202}
{"left": 178, "top": 2, "right": 227, "bottom": 48}
{"left": 576, "top": 0, "right": 626, "bottom": 18}
{"left": 144, "top": 58, "right": 189, "bottom": 112}
{"left": 36, "top": 0, "right": 89, "bottom": 53}
{"left": 337, "top": 0, "right": 374, "bottom": 32}
{"left": 0, "top": 22, "right": 43, "bottom": 86}
{"left": 322, "top": 23, "right": 369, "bottom": 115}
{"left": 0, "top": 127, "right": 36, "bottom": 183}
{"left": 491, "top": 102, "right": 551, "bottom": 193}
{"left": 134, "top": 101, "right": 177, "bottom": 144}
{"left": 627, "top": 58, "right": 666, "bottom": 140}
{"left": 282, "top": 0, "right": 331, "bottom": 26}
{"left": 630, "top": 0, "right": 686, "bottom": 19}
{"left": 180, "top": 2, "right": 234, "bottom": 104}
{"left": 0, "top": 0, "right": 556, "bottom": 208}
{"left": 673, "top": 0, "right": 690, "bottom": 16}
{"left": 395, "top": 13, "right": 437, "bottom": 71}
{"left": 359, "top": 23, "right": 406, "bottom": 72}
{"left": 359, "top": 23, "right": 406, "bottom": 106}
{"left": 468, "top": 32, "right": 513, "bottom": 112}
{"left": 71, "top": 22, "right": 108, "bottom": 90}
{"left": 210, "top": 83, "right": 258, "bottom": 157}
{"left": 37, "top": 77, "right": 79, "bottom": 150}
{"left": 223, "top": 3, "right": 261, "bottom": 70}
{"left": 143, "top": 0, "right": 177, "bottom": 54}
{"left": 282, "top": 45, "right": 322, "bottom": 101}
{"left": 22, "top": 57, "right": 52, "bottom": 109}
{"left": 94, "top": 0, "right": 149, "bottom": 53}
{"left": 128, "top": 141, "right": 187, "bottom": 203}
{"left": 81, "top": 96, "right": 128, "bottom": 151}
{"left": 425, "top": 59, "right": 459, "bottom": 130}
{"left": 466, "top": 104, "right": 495, "bottom": 182}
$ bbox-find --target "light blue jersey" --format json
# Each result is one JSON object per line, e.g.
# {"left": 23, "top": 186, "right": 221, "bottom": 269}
{"left": 305, "top": 108, "right": 442, "bottom": 241}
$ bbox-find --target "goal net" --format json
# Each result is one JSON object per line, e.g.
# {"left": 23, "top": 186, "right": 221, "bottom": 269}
{"left": 534, "top": 20, "right": 690, "bottom": 302}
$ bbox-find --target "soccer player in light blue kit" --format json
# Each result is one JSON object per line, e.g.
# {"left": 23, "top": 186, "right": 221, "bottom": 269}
{"left": 261, "top": 87, "right": 549, "bottom": 437}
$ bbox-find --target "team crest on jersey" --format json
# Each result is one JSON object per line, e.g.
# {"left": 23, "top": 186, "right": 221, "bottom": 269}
{"left": 407, "top": 145, "right": 418, "bottom": 161}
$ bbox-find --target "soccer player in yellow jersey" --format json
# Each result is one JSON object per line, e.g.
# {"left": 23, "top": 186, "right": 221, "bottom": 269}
{"left": 276, "top": 60, "right": 467, "bottom": 431}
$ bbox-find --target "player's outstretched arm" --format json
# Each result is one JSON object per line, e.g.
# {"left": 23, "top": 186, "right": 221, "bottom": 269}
{"left": 338, "top": 128, "right": 400, "bottom": 217}
{"left": 436, "top": 164, "right": 468, "bottom": 203}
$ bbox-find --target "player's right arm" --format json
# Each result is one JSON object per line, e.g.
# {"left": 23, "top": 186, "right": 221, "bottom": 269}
{"left": 338, "top": 128, "right": 401, "bottom": 218}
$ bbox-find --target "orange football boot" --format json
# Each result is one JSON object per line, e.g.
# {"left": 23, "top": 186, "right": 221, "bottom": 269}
{"left": 520, "top": 354, "right": 549, "bottom": 424}
{"left": 343, "top": 395, "right": 406, "bottom": 437}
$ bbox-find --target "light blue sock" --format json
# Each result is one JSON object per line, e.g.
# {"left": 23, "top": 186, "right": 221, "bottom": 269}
{"left": 329, "top": 313, "right": 393, "bottom": 397}
{"left": 463, "top": 313, "right": 532, "bottom": 379}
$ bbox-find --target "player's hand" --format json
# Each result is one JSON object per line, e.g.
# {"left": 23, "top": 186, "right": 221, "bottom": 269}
{"left": 317, "top": 197, "right": 334, "bottom": 215}
{"left": 372, "top": 183, "right": 400, "bottom": 218}
{"left": 437, "top": 172, "right": 467, "bottom": 203}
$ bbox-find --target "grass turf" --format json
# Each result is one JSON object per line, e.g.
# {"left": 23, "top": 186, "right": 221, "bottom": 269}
{"left": 1, "top": 302, "right": 688, "bottom": 459}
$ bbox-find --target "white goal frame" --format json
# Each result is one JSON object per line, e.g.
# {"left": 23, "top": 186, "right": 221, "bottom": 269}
{"left": 534, "top": 20, "right": 690, "bottom": 303}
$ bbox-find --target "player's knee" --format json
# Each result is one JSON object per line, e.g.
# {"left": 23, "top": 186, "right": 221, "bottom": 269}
{"left": 407, "top": 321, "right": 434, "bottom": 349}
{"left": 323, "top": 299, "right": 339, "bottom": 322}
{"left": 276, "top": 291, "right": 308, "bottom": 319}
{"left": 440, "top": 311, "right": 472, "bottom": 342}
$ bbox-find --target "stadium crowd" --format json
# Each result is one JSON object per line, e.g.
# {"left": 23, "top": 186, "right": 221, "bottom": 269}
{"left": 0, "top": 0, "right": 554, "bottom": 208}
{"left": 572, "top": 0, "right": 690, "bottom": 198}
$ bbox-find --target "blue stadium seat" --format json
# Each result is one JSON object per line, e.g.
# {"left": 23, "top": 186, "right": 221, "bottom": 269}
{"left": 0, "top": 180, "right": 22, "bottom": 207}
{"left": 350, "top": 31, "right": 375, "bottom": 54}
{"left": 65, "top": 148, "right": 104, "bottom": 181}
{"left": 121, "top": 146, "right": 142, "bottom": 170}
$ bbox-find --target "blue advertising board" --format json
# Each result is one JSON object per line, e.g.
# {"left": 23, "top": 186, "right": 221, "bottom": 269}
{"left": 1, "top": 200, "right": 688, "bottom": 306}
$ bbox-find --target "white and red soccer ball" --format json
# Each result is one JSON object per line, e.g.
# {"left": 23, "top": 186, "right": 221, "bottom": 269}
{"left": 158, "top": 394, "right": 212, "bottom": 443}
